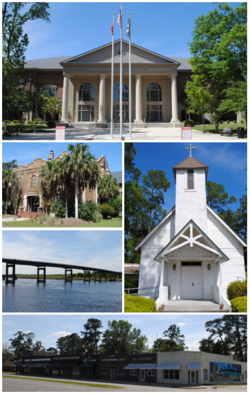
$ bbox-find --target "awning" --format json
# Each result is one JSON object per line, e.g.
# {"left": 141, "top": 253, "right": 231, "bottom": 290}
{"left": 21, "top": 363, "right": 30, "bottom": 368}
{"left": 124, "top": 364, "right": 157, "bottom": 370}
{"left": 78, "top": 361, "right": 96, "bottom": 368}
{"left": 187, "top": 363, "right": 202, "bottom": 370}
{"left": 60, "top": 360, "right": 80, "bottom": 368}
{"left": 32, "top": 363, "right": 45, "bottom": 368}
{"left": 46, "top": 361, "right": 64, "bottom": 368}
{"left": 156, "top": 362, "right": 180, "bottom": 370}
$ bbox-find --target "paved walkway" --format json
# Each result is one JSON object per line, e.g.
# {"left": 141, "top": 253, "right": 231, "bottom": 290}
{"left": 162, "top": 299, "right": 221, "bottom": 312}
{"left": 2, "top": 127, "right": 243, "bottom": 141}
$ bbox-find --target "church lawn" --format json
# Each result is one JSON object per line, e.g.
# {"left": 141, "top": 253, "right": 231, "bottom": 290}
{"left": 193, "top": 123, "right": 247, "bottom": 136}
{"left": 2, "top": 216, "right": 122, "bottom": 228}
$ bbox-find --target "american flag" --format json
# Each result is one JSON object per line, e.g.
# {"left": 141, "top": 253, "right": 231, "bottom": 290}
{"left": 111, "top": 23, "right": 114, "bottom": 35}
{"left": 117, "top": 9, "right": 121, "bottom": 25}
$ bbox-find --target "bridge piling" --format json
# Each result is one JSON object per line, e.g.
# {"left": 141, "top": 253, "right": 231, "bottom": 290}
{"left": 94, "top": 272, "right": 96, "bottom": 282}
{"left": 105, "top": 272, "right": 107, "bottom": 282}
{"left": 65, "top": 269, "right": 72, "bottom": 283}
{"left": 99, "top": 271, "right": 102, "bottom": 282}
{"left": 5, "top": 263, "right": 16, "bottom": 285}
{"left": 37, "top": 267, "right": 46, "bottom": 284}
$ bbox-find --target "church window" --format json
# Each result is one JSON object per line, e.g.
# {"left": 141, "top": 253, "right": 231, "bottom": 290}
{"left": 187, "top": 169, "right": 194, "bottom": 189}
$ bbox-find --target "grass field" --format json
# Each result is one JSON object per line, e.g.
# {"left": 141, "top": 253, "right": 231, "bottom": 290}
{"left": 2, "top": 216, "right": 122, "bottom": 228}
{"left": 2, "top": 123, "right": 50, "bottom": 134}
{"left": 193, "top": 122, "right": 247, "bottom": 136}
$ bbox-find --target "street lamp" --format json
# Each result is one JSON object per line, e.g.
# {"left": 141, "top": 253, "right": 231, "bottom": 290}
{"left": 203, "top": 106, "right": 206, "bottom": 133}
{"left": 33, "top": 87, "right": 43, "bottom": 134}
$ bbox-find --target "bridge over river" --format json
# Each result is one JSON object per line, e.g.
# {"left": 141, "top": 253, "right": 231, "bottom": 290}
{"left": 2, "top": 258, "right": 121, "bottom": 285}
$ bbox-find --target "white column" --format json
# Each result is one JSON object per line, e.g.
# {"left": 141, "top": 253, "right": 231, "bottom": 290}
{"left": 171, "top": 74, "right": 180, "bottom": 123}
{"left": 24, "top": 196, "right": 28, "bottom": 212}
{"left": 98, "top": 74, "right": 106, "bottom": 123}
{"left": 219, "top": 258, "right": 222, "bottom": 286}
{"left": 83, "top": 184, "right": 86, "bottom": 203}
{"left": 61, "top": 73, "right": 69, "bottom": 121}
{"left": 135, "top": 74, "right": 142, "bottom": 123}
{"left": 96, "top": 184, "right": 98, "bottom": 204}
{"left": 160, "top": 258, "right": 164, "bottom": 287}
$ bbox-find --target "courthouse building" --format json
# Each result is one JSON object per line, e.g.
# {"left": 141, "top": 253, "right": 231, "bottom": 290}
{"left": 22, "top": 40, "right": 193, "bottom": 128}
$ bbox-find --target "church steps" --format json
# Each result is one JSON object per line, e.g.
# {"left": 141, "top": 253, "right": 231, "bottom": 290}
{"left": 161, "top": 299, "right": 221, "bottom": 312}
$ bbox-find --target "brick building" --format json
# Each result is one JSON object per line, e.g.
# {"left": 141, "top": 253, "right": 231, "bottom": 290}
{"left": 13, "top": 149, "right": 121, "bottom": 217}
{"left": 21, "top": 40, "right": 194, "bottom": 128}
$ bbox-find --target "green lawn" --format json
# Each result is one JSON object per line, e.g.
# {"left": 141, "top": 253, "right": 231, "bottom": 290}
{"left": 3, "top": 123, "right": 51, "bottom": 134}
{"left": 2, "top": 216, "right": 122, "bottom": 228}
{"left": 2, "top": 375, "right": 125, "bottom": 389}
{"left": 193, "top": 122, "right": 247, "bottom": 136}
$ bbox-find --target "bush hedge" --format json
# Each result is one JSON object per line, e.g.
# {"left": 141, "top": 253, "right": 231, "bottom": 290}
{"left": 51, "top": 198, "right": 66, "bottom": 218}
{"left": 124, "top": 293, "right": 157, "bottom": 313}
{"left": 183, "top": 119, "right": 194, "bottom": 127}
{"left": 231, "top": 296, "right": 247, "bottom": 312}
{"left": 227, "top": 279, "right": 247, "bottom": 301}
{"left": 78, "top": 201, "right": 101, "bottom": 223}
{"left": 99, "top": 203, "right": 115, "bottom": 219}
{"left": 107, "top": 197, "right": 122, "bottom": 217}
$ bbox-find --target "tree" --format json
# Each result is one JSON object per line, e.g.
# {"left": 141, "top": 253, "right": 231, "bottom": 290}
{"left": 206, "top": 181, "right": 237, "bottom": 214}
{"left": 125, "top": 143, "right": 141, "bottom": 181}
{"left": 8, "top": 175, "right": 22, "bottom": 215}
{"left": 2, "top": 160, "right": 18, "bottom": 213}
{"left": 33, "top": 341, "right": 46, "bottom": 351}
{"left": 39, "top": 92, "right": 62, "bottom": 121}
{"left": 100, "top": 320, "right": 148, "bottom": 354}
{"left": 98, "top": 174, "right": 119, "bottom": 202}
{"left": 39, "top": 160, "right": 62, "bottom": 214}
{"left": 2, "top": 342, "right": 14, "bottom": 365}
{"left": 186, "top": 3, "right": 247, "bottom": 131}
{"left": 63, "top": 144, "right": 100, "bottom": 220}
{"left": 163, "top": 324, "right": 185, "bottom": 347}
{"left": 142, "top": 170, "right": 170, "bottom": 232}
{"left": 81, "top": 318, "right": 103, "bottom": 355}
{"left": 56, "top": 333, "right": 83, "bottom": 355}
{"left": 152, "top": 337, "right": 184, "bottom": 352}
{"left": 9, "top": 331, "right": 35, "bottom": 360}
{"left": 2, "top": 2, "right": 50, "bottom": 114}
{"left": 46, "top": 347, "right": 58, "bottom": 354}
{"left": 219, "top": 81, "right": 247, "bottom": 125}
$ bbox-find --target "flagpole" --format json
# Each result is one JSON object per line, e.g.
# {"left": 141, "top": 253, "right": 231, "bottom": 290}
{"left": 129, "top": 13, "right": 132, "bottom": 139}
{"left": 120, "top": 3, "right": 123, "bottom": 139}
{"left": 110, "top": 12, "right": 114, "bottom": 139}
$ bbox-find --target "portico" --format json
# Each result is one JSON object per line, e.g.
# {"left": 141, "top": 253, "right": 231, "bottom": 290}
{"left": 60, "top": 40, "right": 182, "bottom": 128}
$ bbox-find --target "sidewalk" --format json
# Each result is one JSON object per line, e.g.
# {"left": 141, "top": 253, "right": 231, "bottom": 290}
{"left": 2, "top": 127, "right": 243, "bottom": 141}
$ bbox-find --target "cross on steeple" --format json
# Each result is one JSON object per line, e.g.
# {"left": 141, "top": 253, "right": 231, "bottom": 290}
{"left": 185, "top": 144, "right": 196, "bottom": 157}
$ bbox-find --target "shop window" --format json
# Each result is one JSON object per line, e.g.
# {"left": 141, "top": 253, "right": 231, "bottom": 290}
{"left": 72, "top": 368, "right": 80, "bottom": 376}
{"left": 130, "top": 369, "right": 137, "bottom": 376}
{"left": 117, "top": 367, "right": 125, "bottom": 375}
{"left": 52, "top": 369, "right": 59, "bottom": 374}
{"left": 164, "top": 370, "right": 179, "bottom": 380}
{"left": 203, "top": 369, "right": 208, "bottom": 380}
{"left": 100, "top": 366, "right": 107, "bottom": 374}
{"left": 147, "top": 369, "right": 155, "bottom": 376}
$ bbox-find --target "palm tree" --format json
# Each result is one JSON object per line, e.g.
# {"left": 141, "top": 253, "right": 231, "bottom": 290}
{"left": 63, "top": 144, "right": 100, "bottom": 220}
{"left": 98, "top": 174, "right": 119, "bottom": 202}
{"left": 39, "top": 160, "right": 62, "bottom": 214}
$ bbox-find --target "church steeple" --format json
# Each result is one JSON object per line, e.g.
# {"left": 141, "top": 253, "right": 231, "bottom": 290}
{"left": 173, "top": 147, "right": 209, "bottom": 234}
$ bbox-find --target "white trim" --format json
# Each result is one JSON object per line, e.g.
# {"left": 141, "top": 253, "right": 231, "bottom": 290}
{"left": 135, "top": 207, "right": 175, "bottom": 250}
{"left": 207, "top": 205, "right": 247, "bottom": 247}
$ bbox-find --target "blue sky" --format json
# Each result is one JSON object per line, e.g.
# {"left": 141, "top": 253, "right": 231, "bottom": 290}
{"left": 18, "top": 2, "right": 241, "bottom": 60}
{"left": 127, "top": 142, "right": 247, "bottom": 211}
{"left": 2, "top": 142, "right": 122, "bottom": 172}
{"left": 2, "top": 231, "right": 122, "bottom": 274}
{"left": 3, "top": 314, "right": 223, "bottom": 351}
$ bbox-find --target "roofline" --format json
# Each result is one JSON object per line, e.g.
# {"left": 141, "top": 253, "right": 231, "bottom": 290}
{"left": 61, "top": 39, "right": 181, "bottom": 65}
{"left": 154, "top": 219, "right": 229, "bottom": 263}
{"left": 135, "top": 206, "right": 175, "bottom": 251}
{"left": 207, "top": 205, "right": 247, "bottom": 247}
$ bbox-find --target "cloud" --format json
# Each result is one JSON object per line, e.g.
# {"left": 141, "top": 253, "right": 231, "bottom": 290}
{"left": 48, "top": 331, "right": 71, "bottom": 337}
{"left": 178, "top": 322, "right": 187, "bottom": 327}
{"left": 7, "top": 331, "right": 13, "bottom": 334}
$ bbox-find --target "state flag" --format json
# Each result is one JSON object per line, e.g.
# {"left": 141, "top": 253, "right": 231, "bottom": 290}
{"left": 126, "top": 16, "right": 130, "bottom": 38}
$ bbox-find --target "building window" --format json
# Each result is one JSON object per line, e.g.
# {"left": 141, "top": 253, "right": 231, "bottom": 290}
{"left": 52, "top": 369, "right": 59, "bottom": 374}
{"left": 72, "top": 368, "right": 80, "bottom": 376}
{"left": 31, "top": 175, "right": 36, "bottom": 188}
{"left": 103, "top": 161, "right": 106, "bottom": 171}
{"left": 146, "top": 82, "right": 162, "bottom": 102}
{"left": 113, "top": 104, "right": 128, "bottom": 122}
{"left": 79, "top": 82, "right": 95, "bottom": 102}
{"left": 203, "top": 369, "right": 208, "bottom": 380}
{"left": 147, "top": 105, "right": 162, "bottom": 122}
{"left": 113, "top": 82, "right": 128, "bottom": 102}
{"left": 130, "top": 370, "right": 137, "bottom": 376}
{"left": 187, "top": 169, "right": 194, "bottom": 189}
{"left": 164, "top": 370, "right": 179, "bottom": 380}
{"left": 117, "top": 366, "right": 125, "bottom": 375}
{"left": 78, "top": 105, "right": 94, "bottom": 122}
{"left": 113, "top": 83, "right": 128, "bottom": 122}
{"left": 18, "top": 177, "right": 22, "bottom": 186}
{"left": 147, "top": 369, "right": 155, "bottom": 377}
{"left": 100, "top": 366, "right": 107, "bottom": 374}
{"left": 43, "top": 84, "right": 57, "bottom": 97}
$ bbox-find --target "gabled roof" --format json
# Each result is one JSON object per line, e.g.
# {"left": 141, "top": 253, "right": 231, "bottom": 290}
{"left": 154, "top": 219, "right": 229, "bottom": 263}
{"left": 60, "top": 40, "right": 181, "bottom": 66}
{"left": 173, "top": 156, "right": 208, "bottom": 180}
{"left": 111, "top": 171, "right": 122, "bottom": 184}
{"left": 24, "top": 56, "right": 70, "bottom": 70}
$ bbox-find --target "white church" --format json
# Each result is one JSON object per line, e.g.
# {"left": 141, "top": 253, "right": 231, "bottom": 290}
{"left": 135, "top": 146, "right": 246, "bottom": 311}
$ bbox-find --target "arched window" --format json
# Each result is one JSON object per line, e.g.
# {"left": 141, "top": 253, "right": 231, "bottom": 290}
{"left": 146, "top": 82, "right": 162, "bottom": 102}
{"left": 79, "top": 82, "right": 95, "bottom": 102}
{"left": 146, "top": 82, "right": 162, "bottom": 122}
{"left": 113, "top": 82, "right": 128, "bottom": 102}
{"left": 78, "top": 82, "right": 95, "bottom": 121}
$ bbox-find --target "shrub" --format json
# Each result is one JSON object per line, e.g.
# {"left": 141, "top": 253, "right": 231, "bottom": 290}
{"left": 13, "top": 120, "right": 19, "bottom": 124}
{"left": 2, "top": 201, "right": 6, "bottom": 214}
{"left": 227, "top": 279, "right": 247, "bottom": 301}
{"left": 195, "top": 121, "right": 200, "bottom": 125}
{"left": 78, "top": 201, "right": 101, "bottom": 222}
{"left": 51, "top": 198, "right": 66, "bottom": 218}
{"left": 4, "top": 120, "right": 11, "bottom": 123}
{"left": 240, "top": 120, "right": 244, "bottom": 124}
{"left": 233, "top": 120, "right": 237, "bottom": 123}
{"left": 37, "top": 118, "right": 43, "bottom": 124}
{"left": 124, "top": 293, "right": 157, "bottom": 312}
{"left": 107, "top": 196, "right": 122, "bottom": 217}
{"left": 183, "top": 119, "right": 194, "bottom": 127}
{"left": 47, "top": 120, "right": 56, "bottom": 128}
{"left": 226, "top": 120, "right": 231, "bottom": 124}
{"left": 28, "top": 120, "right": 33, "bottom": 124}
{"left": 231, "top": 296, "right": 247, "bottom": 313}
{"left": 99, "top": 203, "right": 115, "bottom": 219}
{"left": 220, "top": 120, "right": 224, "bottom": 124}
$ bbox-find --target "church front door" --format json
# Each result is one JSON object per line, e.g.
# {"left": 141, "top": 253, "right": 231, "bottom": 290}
{"left": 181, "top": 262, "right": 203, "bottom": 299}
